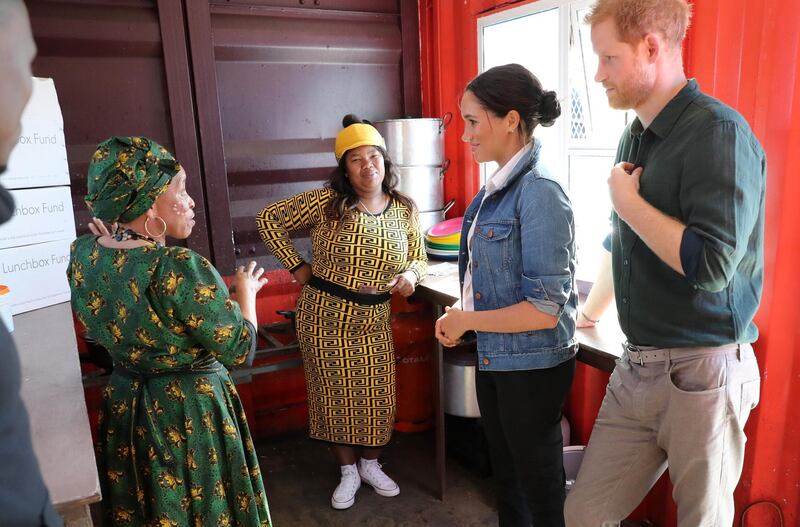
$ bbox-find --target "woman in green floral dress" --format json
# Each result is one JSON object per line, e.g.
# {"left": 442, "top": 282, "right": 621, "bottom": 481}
{"left": 67, "top": 136, "right": 272, "bottom": 526}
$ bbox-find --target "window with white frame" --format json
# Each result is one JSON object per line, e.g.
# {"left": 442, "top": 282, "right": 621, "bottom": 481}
{"left": 478, "top": 0, "right": 632, "bottom": 283}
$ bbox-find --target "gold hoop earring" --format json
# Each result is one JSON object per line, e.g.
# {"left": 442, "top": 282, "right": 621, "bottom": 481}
{"left": 144, "top": 216, "right": 167, "bottom": 239}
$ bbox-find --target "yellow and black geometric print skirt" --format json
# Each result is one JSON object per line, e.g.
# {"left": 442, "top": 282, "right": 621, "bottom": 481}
{"left": 295, "top": 284, "right": 395, "bottom": 447}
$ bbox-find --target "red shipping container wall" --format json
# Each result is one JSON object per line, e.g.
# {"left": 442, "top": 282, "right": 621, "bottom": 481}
{"left": 419, "top": 0, "right": 800, "bottom": 525}
{"left": 689, "top": 1, "right": 800, "bottom": 526}
{"left": 222, "top": 270, "right": 308, "bottom": 439}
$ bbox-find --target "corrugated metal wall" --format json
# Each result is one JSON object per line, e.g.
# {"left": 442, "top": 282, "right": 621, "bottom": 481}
{"left": 202, "top": 0, "right": 409, "bottom": 270}
{"left": 27, "top": 0, "right": 420, "bottom": 273}
{"left": 27, "top": 0, "right": 212, "bottom": 258}
{"left": 687, "top": 1, "right": 800, "bottom": 525}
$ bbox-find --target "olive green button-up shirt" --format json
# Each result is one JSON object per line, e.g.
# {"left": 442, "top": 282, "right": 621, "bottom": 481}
{"left": 611, "top": 79, "right": 766, "bottom": 347}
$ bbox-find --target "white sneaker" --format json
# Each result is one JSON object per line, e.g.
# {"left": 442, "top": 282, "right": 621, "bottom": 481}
{"left": 331, "top": 463, "right": 361, "bottom": 510}
{"left": 358, "top": 458, "right": 400, "bottom": 497}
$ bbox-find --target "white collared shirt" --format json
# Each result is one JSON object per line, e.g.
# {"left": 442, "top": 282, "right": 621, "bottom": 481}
{"left": 461, "top": 142, "right": 532, "bottom": 311}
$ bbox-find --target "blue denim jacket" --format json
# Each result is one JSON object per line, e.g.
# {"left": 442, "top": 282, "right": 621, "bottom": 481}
{"left": 459, "top": 141, "right": 578, "bottom": 371}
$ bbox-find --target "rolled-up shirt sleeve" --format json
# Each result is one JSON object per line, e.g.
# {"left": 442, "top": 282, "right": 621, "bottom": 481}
{"left": 679, "top": 228, "right": 705, "bottom": 283}
{"left": 680, "top": 120, "right": 766, "bottom": 292}
{"left": 519, "top": 178, "right": 575, "bottom": 317}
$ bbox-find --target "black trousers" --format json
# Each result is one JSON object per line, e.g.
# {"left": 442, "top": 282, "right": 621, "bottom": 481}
{"left": 476, "top": 357, "right": 576, "bottom": 527}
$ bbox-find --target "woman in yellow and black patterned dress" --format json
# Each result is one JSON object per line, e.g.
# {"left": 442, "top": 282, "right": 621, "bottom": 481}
{"left": 67, "top": 137, "right": 272, "bottom": 526}
{"left": 256, "top": 115, "right": 427, "bottom": 510}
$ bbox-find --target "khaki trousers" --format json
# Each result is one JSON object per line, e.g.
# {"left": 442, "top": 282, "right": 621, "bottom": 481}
{"left": 565, "top": 343, "right": 760, "bottom": 527}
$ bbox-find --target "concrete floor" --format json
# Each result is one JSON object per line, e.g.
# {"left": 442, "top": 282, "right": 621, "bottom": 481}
{"left": 258, "top": 430, "right": 499, "bottom": 527}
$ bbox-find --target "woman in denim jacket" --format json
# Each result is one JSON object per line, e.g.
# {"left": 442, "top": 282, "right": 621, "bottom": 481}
{"left": 436, "top": 64, "right": 578, "bottom": 527}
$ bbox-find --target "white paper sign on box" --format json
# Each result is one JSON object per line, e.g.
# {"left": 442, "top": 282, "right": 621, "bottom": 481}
{"left": 3, "top": 77, "right": 70, "bottom": 189}
{"left": 0, "top": 238, "right": 73, "bottom": 315}
{"left": 0, "top": 186, "right": 76, "bottom": 249}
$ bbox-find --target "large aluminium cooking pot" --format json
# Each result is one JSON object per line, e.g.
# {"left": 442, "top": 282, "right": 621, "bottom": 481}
{"left": 397, "top": 159, "right": 449, "bottom": 212}
{"left": 418, "top": 199, "right": 455, "bottom": 236}
{"left": 374, "top": 113, "right": 452, "bottom": 166}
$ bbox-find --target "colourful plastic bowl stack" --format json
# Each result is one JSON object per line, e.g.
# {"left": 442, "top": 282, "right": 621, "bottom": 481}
{"left": 425, "top": 217, "right": 462, "bottom": 261}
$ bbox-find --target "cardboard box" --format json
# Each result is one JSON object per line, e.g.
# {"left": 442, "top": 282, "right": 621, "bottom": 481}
{"left": 0, "top": 238, "right": 72, "bottom": 315}
{"left": 0, "top": 186, "right": 76, "bottom": 249}
{"left": 3, "top": 77, "right": 70, "bottom": 189}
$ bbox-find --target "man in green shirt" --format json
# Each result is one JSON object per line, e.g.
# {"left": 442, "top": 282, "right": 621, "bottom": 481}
{"left": 565, "top": 0, "right": 765, "bottom": 525}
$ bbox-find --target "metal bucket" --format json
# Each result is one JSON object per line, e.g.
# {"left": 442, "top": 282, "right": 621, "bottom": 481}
{"left": 397, "top": 159, "right": 449, "bottom": 212}
{"left": 563, "top": 445, "right": 586, "bottom": 492}
{"left": 375, "top": 113, "right": 452, "bottom": 166}
{"left": 443, "top": 343, "right": 480, "bottom": 418}
{"left": 418, "top": 199, "right": 455, "bottom": 236}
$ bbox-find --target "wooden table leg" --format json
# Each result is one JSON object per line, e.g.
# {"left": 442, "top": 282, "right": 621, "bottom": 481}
{"left": 59, "top": 504, "right": 94, "bottom": 527}
{"left": 433, "top": 304, "right": 446, "bottom": 500}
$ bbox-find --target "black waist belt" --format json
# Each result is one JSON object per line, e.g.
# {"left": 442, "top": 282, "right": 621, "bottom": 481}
{"left": 113, "top": 355, "right": 223, "bottom": 379}
{"left": 308, "top": 275, "right": 390, "bottom": 305}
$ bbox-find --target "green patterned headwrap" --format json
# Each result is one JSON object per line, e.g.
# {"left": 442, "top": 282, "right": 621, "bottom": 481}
{"left": 85, "top": 136, "right": 182, "bottom": 223}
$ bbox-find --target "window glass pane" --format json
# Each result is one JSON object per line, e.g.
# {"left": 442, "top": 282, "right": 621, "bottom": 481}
{"left": 569, "top": 153, "right": 613, "bottom": 279}
{"left": 477, "top": 2, "right": 633, "bottom": 283}
{"left": 482, "top": 8, "right": 561, "bottom": 179}
{"left": 569, "top": 7, "right": 630, "bottom": 149}
{"left": 568, "top": 6, "right": 630, "bottom": 280}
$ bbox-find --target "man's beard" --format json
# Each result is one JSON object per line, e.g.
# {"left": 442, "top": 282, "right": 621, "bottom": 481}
{"left": 608, "top": 64, "right": 654, "bottom": 110}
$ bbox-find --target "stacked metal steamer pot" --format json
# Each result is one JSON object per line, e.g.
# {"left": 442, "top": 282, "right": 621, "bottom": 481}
{"left": 376, "top": 115, "right": 482, "bottom": 423}
{"left": 374, "top": 114, "right": 454, "bottom": 235}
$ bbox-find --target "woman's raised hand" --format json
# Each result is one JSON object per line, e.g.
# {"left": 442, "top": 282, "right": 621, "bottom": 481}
{"left": 232, "top": 261, "right": 268, "bottom": 299}
{"left": 230, "top": 261, "right": 267, "bottom": 329}
{"left": 87, "top": 217, "right": 114, "bottom": 237}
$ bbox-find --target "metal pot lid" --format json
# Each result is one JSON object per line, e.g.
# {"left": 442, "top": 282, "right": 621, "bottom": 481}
{"left": 376, "top": 118, "right": 442, "bottom": 123}
{"left": 375, "top": 112, "right": 452, "bottom": 129}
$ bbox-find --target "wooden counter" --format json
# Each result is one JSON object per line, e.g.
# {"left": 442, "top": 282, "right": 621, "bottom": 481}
{"left": 414, "top": 261, "right": 626, "bottom": 500}
{"left": 13, "top": 302, "right": 101, "bottom": 526}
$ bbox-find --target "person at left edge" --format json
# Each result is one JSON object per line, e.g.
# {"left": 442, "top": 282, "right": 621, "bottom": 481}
{"left": 0, "top": 1, "right": 63, "bottom": 525}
